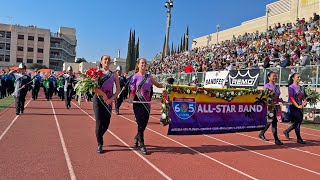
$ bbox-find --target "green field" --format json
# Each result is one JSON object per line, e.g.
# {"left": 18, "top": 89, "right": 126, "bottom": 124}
{"left": 0, "top": 96, "right": 15, "bottom": 112}
{"left": 302, "top": 121, "right": 320, "bottom": 130}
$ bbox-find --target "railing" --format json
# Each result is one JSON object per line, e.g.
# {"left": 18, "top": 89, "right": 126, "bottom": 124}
{"left": 50, "top": 32, "right": 76, "bottom": 46}
{"left": 50, "top": 44, "right": 76, "bottom": 56}
{"left": 153, "top": 65, "right": 320, "bottom": 87}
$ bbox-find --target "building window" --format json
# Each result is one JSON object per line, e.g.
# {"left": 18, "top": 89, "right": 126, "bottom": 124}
{"left": 0, "top": 43, "right": 4, "bottom": 50}
{"left": 0, "top": 55, "right": 4, "bottom": 61}
{"left": 28, "top": 36, "right": 34, "bottom": 41}
{"left": 18, "top": 35, "right": 24, "bottom": 40}
{"left": 27, "top": 47, "right": 34, "bottom": 52}
{"left": 0, "top": 31, "right": 5, "bottom": 38}
{"left": 6, "top": 32, "right": 11, "bottom": 38}
{"left": 27, "top": 59, "right": 33, "bottom": 63}
{"left": 37, "top": 59, "right": 43, "bottom": 64}
{"left": 17, "top": 58, "right": 23, "bottom": 63}
{"left": 6, "top": 44, "right": 10, "bottom": 50}
{"left": 5, "top": 55, "right": 10, "bottom": 62}
{"left": 38, "top": 48, "right": 43, "bottom": 53}
{"left": 17, "top": 46, "right": 24, "bottom": 51}
{"left": 38, "top": 37, "right": 44, "bottom": 42}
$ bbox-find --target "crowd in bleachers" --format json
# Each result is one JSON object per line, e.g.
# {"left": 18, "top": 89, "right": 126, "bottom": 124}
{"left": 150, "top": 13, "right": 320, "bottom": 75}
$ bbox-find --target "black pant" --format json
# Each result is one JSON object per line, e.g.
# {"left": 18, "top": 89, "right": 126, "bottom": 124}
{"left": 59, "top": 88, "right": 64, "bottom": 100}
{"left": 64, "top": 88, "right": 73, "bottom": 108}
{"left": 286, "top": 106, "right": 303, "bottom": 140}
{"left": 15, "top": 94, "right": 26, "bottom": 114}
{"left": 133, "top": 100, "right": 150, "bottom": 145}
{"left": 93, "top": 94, "right": 112, "bottom": 146}
{"left": 46, "top": 87, "right": 54, "bottom": 100}
{"left": 115, "top": 96, "right": 123, "bottom": 112}
{"left": 260, "top": 111, "right": 279, "bottom": 141}
{"left": 32, "top": 83, "right": 40, "bottom": 100}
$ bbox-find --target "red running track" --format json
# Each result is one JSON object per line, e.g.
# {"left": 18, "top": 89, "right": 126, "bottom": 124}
{"left": 0, "top": 94, "right": 320, "bottom": 179}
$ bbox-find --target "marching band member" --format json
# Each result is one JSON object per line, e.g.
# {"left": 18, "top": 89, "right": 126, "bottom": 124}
{"left": 259, "top": 71, "right": 283, "bottom": 145}
{"left": 93, "top": 55, "right": 120, "bottom": 154}
{"left": 32, "top": 71, "right": 42, "bottom": 100}
{"left": 129, "top": 58, "right": 165, "bottom": 155}
{"left": 283, "top": 73, "right": 307, "bottom": 144}
{"left": 114, "top": 66, "right": 127, "bottom": 115}
{"left": 62, "top": 66, "right": 76, "bottom": 109}
{"left": 9, "top": 63, "right": 32, "bottom": 115}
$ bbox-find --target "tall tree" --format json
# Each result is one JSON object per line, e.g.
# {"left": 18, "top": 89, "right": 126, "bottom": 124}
{"left": 171, "top": 42, "right": 174, "bottom": 55}
{"left": 131, "top": 30, "right": 136, "bottom": 70}
{"left": 177, "top": 46, "right": 180, "bottom": 54}
{"left": 185, "top": 26, "right": 189, "bottom": 51}
{"left": 182, "top": 34, "right": 186, "bottom": 51}
{"left": 135, "top": 37, "right": 139, "bottom": 61}
{"left": 180, "top": 37, "right": 183, "bottom": 53}
{"left": 126, "top": 30, "right": 132, "bottom": 72}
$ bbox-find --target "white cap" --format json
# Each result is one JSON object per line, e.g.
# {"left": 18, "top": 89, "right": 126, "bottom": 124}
{"left": 67, "top": 66, "right": 73, "bottom": 71}
{"left": 18, "top": 63, "right": 26, "bottom": 69}
{"left": 116, "top": 66, "right": 122, "bottom": 71}
{"left": 192, "top": 76, "right": 198, "bottom": 81}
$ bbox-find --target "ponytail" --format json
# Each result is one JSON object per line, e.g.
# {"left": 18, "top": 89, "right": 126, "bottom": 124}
{"left": 288, "top": 73, "right": 298, "bottom": 86}
{"left": 266, "top": 71, "right": 275, "bottom": 83}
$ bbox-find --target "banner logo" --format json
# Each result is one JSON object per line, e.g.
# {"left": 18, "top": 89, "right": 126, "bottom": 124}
{"left": 172, "top": 98, "right": 196, "bottom": 120}
{"left": 228, "top": 70, "right": 260, "bottom": 88}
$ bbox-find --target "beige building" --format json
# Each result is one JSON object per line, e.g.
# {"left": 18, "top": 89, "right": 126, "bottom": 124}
{"left": 0, "top": 23, "right": 76, "bottom": 71}
{"left": 63, "top": 62, "right": 79, "bottom": 72}
{"left": 193, "top": 0, "right": 320, "bottom": 48}
{"left": 78, "top": 62, "right": 98, "bottom": 73}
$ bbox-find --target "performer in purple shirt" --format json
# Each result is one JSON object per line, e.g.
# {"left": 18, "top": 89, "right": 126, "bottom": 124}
{"left": 93, "top": 55, "right": 120, "bottom": 153}
{"left": 129, "top": 58, "right": 165, "bottom": 155}
{"left": 259, "top": 71, "right": 283, "bottom": 145}
{"left": 283, "top": 73, "right": 307, "bottom": 144}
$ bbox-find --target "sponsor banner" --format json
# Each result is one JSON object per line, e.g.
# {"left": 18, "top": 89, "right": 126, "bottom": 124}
{"left": 168, "top": 90, "right": 267, "bottom": 135}
{"left": 204, "top": 71, "right": 229, "bottom": 88}
{"left": 228, "top": 69, "right": 260, "bottom": 88}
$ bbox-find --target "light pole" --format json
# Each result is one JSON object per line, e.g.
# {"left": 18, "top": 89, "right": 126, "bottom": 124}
{"left": 266, "top": 7, "right": 271, "bottom": 32}
{"left": 216, "top": 24, "right": 221, "bottom": 44}
{"left": 164, "top": 0, "right": 173, "bottom": 57}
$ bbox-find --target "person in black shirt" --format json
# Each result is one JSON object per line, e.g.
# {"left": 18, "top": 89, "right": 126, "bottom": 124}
{"left": 10, "top": 63, "right": 32, "bottom": 115}
{"left": 115, "top": 66, "right": 127, "bottom": 115}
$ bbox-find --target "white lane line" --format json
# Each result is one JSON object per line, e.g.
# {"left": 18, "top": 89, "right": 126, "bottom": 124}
{"left": 72, "top": 102, "right": 172, "bottom": 180}
{"left": 0, "top": 98, "right": 32, "bottom": 141}
{"left": 204, "top": 135, "right": 320, "bottom": 176}
{"left": 114, "top": 112, "right": 258, "bottom": 180}
{"left": 50, "top": 101, "right": 76, "bottom": 180}
{"left": 237, "top": 133, "right": 320, "bottom": 157}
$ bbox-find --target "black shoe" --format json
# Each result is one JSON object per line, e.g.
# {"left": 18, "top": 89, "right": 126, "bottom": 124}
{"left": 297, "top": 139, "right": 306, "bottom": 144}
{"left": 140, "top": 146, "right": 148, "bottom": 155}
{"left": 116, "top": 110, "right": 119, "bottom": 115}
{"left": 16, "top": 112, "right": 20, "bottom": 115}
{"left": 283, "top": 130, "right": 290, "bottom": 140}
{"left": 134, "top": 136, "right": 139, "bottom": 148}
{"left": 258, "top": 134, "right": 268, "bottom": 141}
{"left": 97, "top": 144, "right": 103, "bottom": 154}
{"left": 275, "top": 140, "right": 283, "bottom": 145}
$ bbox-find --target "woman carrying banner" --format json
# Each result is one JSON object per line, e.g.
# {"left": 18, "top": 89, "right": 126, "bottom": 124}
{"left": 129, "top": 58, "right": 166, "bottom": 155}
{"left": 93, "top": 55, "right": 120, "bottom": 154}
{"left": 283, "top": 73, "right": 307, "bottom": 144}
{"left": 258, "top": 71, "right": 284, "bottom": 145}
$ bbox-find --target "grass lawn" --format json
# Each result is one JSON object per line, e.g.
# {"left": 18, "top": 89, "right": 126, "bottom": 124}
{"left": 301, "top": 121, "right": 320, "bottom": 130}
{"left": 0, "top": 96, "right": 15, "bottom": 112}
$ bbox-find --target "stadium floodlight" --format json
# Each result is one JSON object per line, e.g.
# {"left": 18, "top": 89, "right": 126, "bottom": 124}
{"left": 216, "top": 24, "right": 221, "bottom": 44}
{"left": 164, "top": 0, "right": 173, "bottom": 57}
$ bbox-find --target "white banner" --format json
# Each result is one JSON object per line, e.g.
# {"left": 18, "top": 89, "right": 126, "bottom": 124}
{"left": 204, "top": 71, "right": 229, "bottom": 88}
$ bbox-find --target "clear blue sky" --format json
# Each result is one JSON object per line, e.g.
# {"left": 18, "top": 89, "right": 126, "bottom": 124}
{"left": 1, "top": 0, "right": 276, "bottom": 62}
